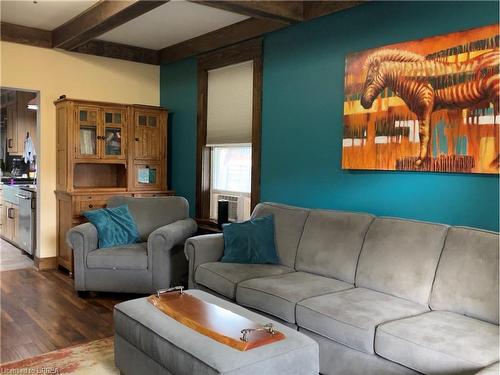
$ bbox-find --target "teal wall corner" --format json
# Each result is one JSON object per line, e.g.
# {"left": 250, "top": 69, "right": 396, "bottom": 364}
{"left": 160, "top": 57, "right": 198, "bottom": 217}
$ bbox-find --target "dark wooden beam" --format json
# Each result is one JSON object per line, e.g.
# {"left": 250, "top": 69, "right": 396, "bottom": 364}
{"left": 0, "top": 22, "right": 52, "bottom": 48}
{"left": 197, "top": 37, "right": 262, "bottom": 70}
{"left": 0, "top": 20, "right": 159, "bottom": 65}
{"left": 52, "top": 0, "right": 168, "bottom": 50}
{"left": 160, "top": 18, "right": 283, "bottom": 64}
{"left": 303, "top": 1, "right": 366, "bottom": 21}
{"left": 194, "top": 1, "right": 303, "bottom": 24}
{"left": 72, "top": 40, "right": 160, "bottom": 65}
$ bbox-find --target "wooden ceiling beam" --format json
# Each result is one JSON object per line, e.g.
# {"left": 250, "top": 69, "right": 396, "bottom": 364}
{"left": 303, "top": 1, "right": 366, "bottom": 21}
{"left": 52, "top": 0, "right": 168, "bottom": 50}
{"left": 0, "top": 21, "right": 158, "bottom": 65}
{"left": 72, "top": 40, "right": 160, "bottom": 65}
{"left": 194, "top": 1, "right": 303, "bottom": 24}
{"left": 0, "top": 22, "right": 52, "bottom": 48}
{"left": 2, "top": 1, "right": 368, "bottom": 65}
{"left": 160, "top": 18, "right": 284, "bottom": 64}
{"left": 160, "top": 1, "right": 366, "bottom": 64}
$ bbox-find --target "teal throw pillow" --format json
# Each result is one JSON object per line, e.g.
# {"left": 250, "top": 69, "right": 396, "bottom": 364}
{"left": 221, "top": 215, "right": 280, "bottom": 264}
{"left": 83, "top": 204, "right": 140, "bottom": 249}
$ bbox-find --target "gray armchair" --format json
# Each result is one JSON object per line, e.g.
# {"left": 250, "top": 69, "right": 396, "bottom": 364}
{"left": 67, "top": 196, "right": 198, "bottom": 294}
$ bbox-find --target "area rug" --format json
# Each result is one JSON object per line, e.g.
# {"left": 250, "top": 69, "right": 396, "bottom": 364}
{"left": 0, "top": 337, "right": 118, "bottom": 374}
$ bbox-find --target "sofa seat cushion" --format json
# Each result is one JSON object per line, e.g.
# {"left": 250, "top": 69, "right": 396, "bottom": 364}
{"left": 236, "top": 272, "right": 353, "bottom": 323}
{"left": 296, "top": 288, "right": 428, "bottom": 354}
{"left": 86, "top": 242, "right": 147, "bottom": 270}
{"left": 194, "top": 262, "right": 293, "bottom": 300}
{"left": 375, "top": 311, "right": 499, "bottom": 375}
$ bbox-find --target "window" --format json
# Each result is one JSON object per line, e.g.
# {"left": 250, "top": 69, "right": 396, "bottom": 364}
{"left": 211, "top": 146, "right": 252, "bottom": 194}
{"left": 210, "top": 146, "right": 252, "bottom": 221}
{"left": 197, "top": 39, "right": 263, "bottom": 224}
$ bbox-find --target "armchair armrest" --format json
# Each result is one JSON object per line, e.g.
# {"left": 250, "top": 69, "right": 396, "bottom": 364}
{"left": 148, "top": 218, "right": 198, "bottom": 289}
{"left": 67, "top": 222, "right": 98, "bottom": 255}
{"left": 66, "top": 222, "right": 98, "bottom": 291}
{"left": 184, "top": 233, "right": 224, "bottom": 289}
{"left": 148, "top": 218, "right": 198, "bottom": 251}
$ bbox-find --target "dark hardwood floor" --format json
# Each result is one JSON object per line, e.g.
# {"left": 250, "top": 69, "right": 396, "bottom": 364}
{"left": 0, "top": 268, "right": 140, "bottom": 363}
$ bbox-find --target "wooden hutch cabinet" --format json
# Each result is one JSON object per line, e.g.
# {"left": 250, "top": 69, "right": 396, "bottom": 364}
{"left": 55, "top": 98, "right": 173, "bottom": 273}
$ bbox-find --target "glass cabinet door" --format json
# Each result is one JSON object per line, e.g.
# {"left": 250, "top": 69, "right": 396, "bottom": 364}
{"left": 103, "top": 110, "right": 126, "bottom": 159}
{"left": 76, "top": 107, "right": 99, "bottom": 159}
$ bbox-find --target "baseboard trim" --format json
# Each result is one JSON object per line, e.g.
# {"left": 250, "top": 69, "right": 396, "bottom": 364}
{"left": 34, "top": 256, "right": 58, "bottom": 270}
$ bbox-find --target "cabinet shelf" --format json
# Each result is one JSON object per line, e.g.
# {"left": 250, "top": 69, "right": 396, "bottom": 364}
{"left": 73, "top": 163, "right": 127, "bottom": 190}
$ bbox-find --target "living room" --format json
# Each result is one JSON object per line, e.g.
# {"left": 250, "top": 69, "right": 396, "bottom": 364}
{"left": 0, "top": 1, "right": 498, "bottom": 374}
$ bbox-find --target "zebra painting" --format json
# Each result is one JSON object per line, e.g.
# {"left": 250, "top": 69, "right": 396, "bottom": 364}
{"left": 343, "top": 24, "right": 499, "bottom": 174}
{"left": 360, "top": 48, "right": 499, "bottom": 166}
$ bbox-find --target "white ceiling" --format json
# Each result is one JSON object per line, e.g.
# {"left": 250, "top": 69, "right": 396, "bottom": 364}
{"left": 0, "top": 0, "right": 98, "bottom": 30}
{"left": 97, "top": 1, "right": 249, "bottom": 50}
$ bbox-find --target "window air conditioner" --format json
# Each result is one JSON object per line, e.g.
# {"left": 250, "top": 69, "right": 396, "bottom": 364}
{"left": 216, "top": 194, "right": 240, "bottom": 222}
{"left": 211, "top": 193, "right": 251, "bottom": 222}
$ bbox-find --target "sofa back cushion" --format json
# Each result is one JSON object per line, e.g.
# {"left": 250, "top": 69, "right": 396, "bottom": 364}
{"left": 295, "top": 210, "right": 374, "bottom": 283}
{"left": 107, "top": 196, "right": 189, "bottom": 242}
{"left": 251, "top": 203, "right": 309, "bottom": 268}
{"left": 430, "top": 227, "right": 499, "bottom": 324}
{"left": 356, "top": 218, "right": 448, "bottom": 305}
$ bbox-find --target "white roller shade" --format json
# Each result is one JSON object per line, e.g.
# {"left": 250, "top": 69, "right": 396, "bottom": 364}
{"left": 207, "top": 60, "right": 253, "bottom": 145}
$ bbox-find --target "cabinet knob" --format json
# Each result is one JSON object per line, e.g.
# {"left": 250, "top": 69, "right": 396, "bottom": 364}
{"left": 88, "top": 204, "right": 93, "bottom": 208}
{"left": 135, "top": 138, "right": 140, "bottom": 142}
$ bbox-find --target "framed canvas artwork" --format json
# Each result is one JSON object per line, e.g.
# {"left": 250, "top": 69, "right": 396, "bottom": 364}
{"left": 343, "top": 24, "right": 499, "bottom": 174}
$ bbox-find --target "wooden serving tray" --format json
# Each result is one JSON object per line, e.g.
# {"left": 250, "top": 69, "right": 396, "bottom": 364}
{"left": 148, "top": 289, "right": 285, "bottom": 351}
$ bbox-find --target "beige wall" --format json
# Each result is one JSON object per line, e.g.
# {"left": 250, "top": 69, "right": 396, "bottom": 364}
{"left": 0, "top": 41, "right": 160, "bottom": 259}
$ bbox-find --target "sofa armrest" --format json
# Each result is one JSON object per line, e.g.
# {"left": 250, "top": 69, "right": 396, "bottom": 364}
{"left": 148, "top": 218, "right": 198, "bottom": 289}
{"left": 66, "top": 223, "right": 98, "bottom": 291}
{"left": 184, "top": 233, "right": 224, "bottom": 289}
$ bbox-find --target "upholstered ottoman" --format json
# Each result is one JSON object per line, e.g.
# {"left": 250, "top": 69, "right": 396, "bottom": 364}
{"left": 114, "top": 289, "right": 319, "bottom": 375}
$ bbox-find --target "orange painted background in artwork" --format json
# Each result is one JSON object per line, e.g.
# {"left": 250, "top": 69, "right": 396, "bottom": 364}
{"left": 343, "top": 24, "right": 499, "bottom": 174}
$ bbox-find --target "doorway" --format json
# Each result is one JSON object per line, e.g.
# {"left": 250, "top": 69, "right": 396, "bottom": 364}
{"left": 0, "top": 87, "right": 39, "bottom": 271}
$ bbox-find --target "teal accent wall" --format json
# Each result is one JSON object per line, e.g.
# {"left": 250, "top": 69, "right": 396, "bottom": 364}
{"left": 160, "top": 58, "right": 197, "bottom": 216}
{"left": 161, "top": 1, "right": 499, "bottom": 230}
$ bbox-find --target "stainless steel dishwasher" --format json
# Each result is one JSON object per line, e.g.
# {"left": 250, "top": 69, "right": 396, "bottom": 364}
{"left": 16, "top": 187, "right": 36, "bottom": 255}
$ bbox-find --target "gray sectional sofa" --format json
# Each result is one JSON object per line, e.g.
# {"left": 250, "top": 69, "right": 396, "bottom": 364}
{"left": 184, "top": 202, "right": 499, "bottom": 375}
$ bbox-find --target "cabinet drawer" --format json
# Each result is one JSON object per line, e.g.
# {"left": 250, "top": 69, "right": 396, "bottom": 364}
{"left": 79, "top": 199, "right": 107, "bottom": 213}
{"left": 75, "top": 193, "right": 134, "bottom": 217}
{"left": 76, "top": 196, "right": 111, "bottom": 217}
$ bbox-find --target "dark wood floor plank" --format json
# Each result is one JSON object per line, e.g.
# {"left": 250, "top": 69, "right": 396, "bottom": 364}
{"left": 0, "top": 268, "right": 137, "bottom": 363}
